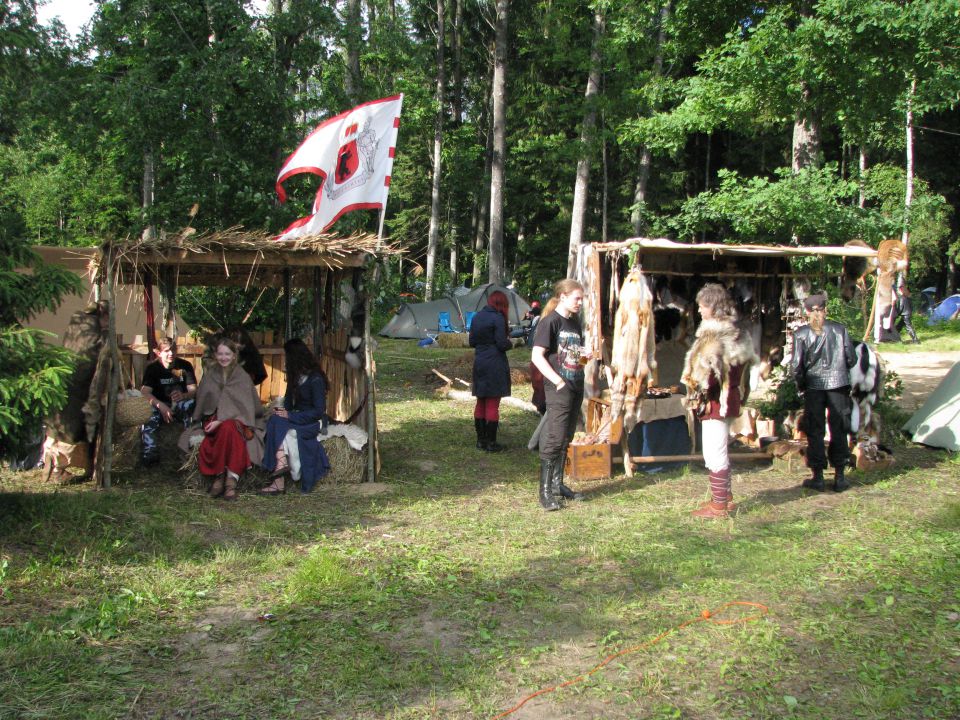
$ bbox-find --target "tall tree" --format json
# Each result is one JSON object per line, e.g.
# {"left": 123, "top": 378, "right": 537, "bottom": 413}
{"left": 566, "top": 7, "right": 605, "bottom": 278}
{"left": 425, "top": 0, "right": 446, "bottom": 301}
{"left": 487, "top": 0, "right": 508, "bottom": 285}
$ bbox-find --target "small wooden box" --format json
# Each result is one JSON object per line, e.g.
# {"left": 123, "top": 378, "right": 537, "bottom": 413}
{"left": 565, "top": 443, "right": 612, "bottom": 480}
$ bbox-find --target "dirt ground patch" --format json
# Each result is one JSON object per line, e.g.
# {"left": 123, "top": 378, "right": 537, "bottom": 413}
{"left": 876, "top": 349, "right": 960, "bottom": 410}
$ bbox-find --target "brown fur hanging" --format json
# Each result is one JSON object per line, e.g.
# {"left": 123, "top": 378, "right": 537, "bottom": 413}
{"left": 610, "top": 269, "right": 656, "bottom": 432}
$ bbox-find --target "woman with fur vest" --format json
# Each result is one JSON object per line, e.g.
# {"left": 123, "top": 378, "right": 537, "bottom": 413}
{"left": 682, "top": 284, "right": 757, "bottom": 518}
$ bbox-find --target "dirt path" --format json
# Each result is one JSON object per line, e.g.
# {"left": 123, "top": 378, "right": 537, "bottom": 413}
{"left": 876, "top": 349, "right": 960, "bottom": 411}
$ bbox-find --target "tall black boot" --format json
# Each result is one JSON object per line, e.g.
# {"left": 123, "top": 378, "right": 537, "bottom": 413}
{"left": 802, "top": 468, "right": 825, "bottom": 492}
{"left": 484, "top": 421, "right": 506, "bottom": 452}
{"left": 474, "top": 417, "right": 488, "bottom": 450}
{"left": 552, "top": 445, "right": 583, "bottom": 501}
{"left": 539, "top": 458, "right": 561, "bottom": 511}
{"left": 833, "top": 466, "right": 849, "bottom": 492}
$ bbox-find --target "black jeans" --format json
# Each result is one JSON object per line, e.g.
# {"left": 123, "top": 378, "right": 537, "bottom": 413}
{"left": 804, "top": 386, "right": 851, "bottom": 471}
{"left": 539, "top": 383, "right": 583, "bottom": 460}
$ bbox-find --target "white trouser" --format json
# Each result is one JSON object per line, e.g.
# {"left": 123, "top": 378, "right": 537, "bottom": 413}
{"left": 701, "top": 418, "right": 731, "bottom": 473}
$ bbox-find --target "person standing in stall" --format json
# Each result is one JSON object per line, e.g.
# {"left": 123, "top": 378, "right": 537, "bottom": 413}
{"left": 531, "top": 279, "right": 588, "bottom": 511}
{"left": 681, "top": 284, "right": 757, "bottom": 518}
{"left": 470, "top": 290, "right": 513, "bottom": 452}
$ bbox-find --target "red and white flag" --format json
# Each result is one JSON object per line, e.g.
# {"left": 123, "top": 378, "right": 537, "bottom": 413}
{"left": 275, "top": 94, "right": 403, "bottom": 240}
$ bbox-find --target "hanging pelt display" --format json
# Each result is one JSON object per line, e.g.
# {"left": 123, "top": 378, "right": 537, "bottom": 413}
{"left": 610, "top": 268, "right": 657, "bottom": 432}
{"left": 872, "top": 239, "right": 908, "bottom": 342}
{"left": 849, "top": 341, "right": 882, "bottom": 436}
{"left": 577, "top": 244, "right": 605, "bottom": 398}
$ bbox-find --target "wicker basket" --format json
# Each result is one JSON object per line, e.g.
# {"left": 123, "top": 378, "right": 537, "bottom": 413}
{"left": 115, "top": 396, "right": 154, "bottom": 427}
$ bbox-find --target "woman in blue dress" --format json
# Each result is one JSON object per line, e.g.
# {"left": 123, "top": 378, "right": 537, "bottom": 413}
{"left": 259, "top": 339, "right": 330, "bottom": 494}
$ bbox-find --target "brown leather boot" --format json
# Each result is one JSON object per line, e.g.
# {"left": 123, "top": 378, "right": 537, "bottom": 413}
{"left": 692, "top": 501, "right": 729, "bottom": 519}
{"left": 209, "top": 473, "right": 225, "bottom": 498}
{"left": 223, "top": 473, "right": 238, "bottom": 501}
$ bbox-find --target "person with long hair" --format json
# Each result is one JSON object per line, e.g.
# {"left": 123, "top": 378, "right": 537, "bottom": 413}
{"left": 681, "top": 283, "right": 757, "bottom": 518}
{"left": 792, "top": 292, "right": 856, "bottom": 492}
{"left": 469, "top": 290, "right": 513, "bottom": 452}
{"left": 181, "top": 338, "right": 264, "bottom": 501}
{"left": 259, "top": 338, "right": 330, "bottom": 494}
{"left": 531, "top": 279, "right": 588, "bottom": 511}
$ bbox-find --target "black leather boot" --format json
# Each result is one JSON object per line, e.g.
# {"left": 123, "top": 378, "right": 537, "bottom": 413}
{"left": 802, "top": 468, "right": 825, "bottom": 492}
{"left": 474, "top": 417, "right": 487, "bottom": 450}
{"left": 833, "top": 466, "right": 849, "bottom": 492}
{"left": 552, "top": 446, "right": 583, "bottom": 501}
{"left": 484, "top": 421, "right": 505, "bottom": 452}
{"left": 539, "top": 458, "right": 561, "bottom": 511}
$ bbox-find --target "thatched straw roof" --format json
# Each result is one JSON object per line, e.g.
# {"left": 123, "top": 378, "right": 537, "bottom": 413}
{"left": 102, "top": 226, "right": 405, "bottom": 288}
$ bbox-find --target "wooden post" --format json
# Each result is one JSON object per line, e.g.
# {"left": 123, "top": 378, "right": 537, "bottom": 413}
{"left": 101, "top": 244, "right": 122, "bottom": 490}
{"left": 365, "top": 263, "right": 378, "bottom": 483}
{"left": 283, "top": 268, "right": 292, "bottom": 341}
{"left": 313, "top": 267, "right": 323, "bottom": 357}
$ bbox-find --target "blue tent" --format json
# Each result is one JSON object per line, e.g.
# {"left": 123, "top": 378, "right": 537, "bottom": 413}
{"left": 930, "top": 295, "right": 960, "bottom": 323}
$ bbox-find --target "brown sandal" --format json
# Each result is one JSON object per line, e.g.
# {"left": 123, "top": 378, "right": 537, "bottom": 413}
{"left": 209, "top": 473, "right": 226, "bottom": 498}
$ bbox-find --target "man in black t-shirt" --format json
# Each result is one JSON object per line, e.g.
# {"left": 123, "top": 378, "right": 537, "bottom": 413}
{"left": 139, "top": 337, "right": 197, "bottom": 465}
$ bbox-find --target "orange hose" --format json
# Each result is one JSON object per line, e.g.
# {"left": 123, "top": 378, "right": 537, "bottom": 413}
{"left": 490, "top": 600, "right": 769, "bottom": 720}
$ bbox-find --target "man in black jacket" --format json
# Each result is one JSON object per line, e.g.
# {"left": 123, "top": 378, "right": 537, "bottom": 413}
{"left": 792, "top": 293, "right": 857, "bottom": 492}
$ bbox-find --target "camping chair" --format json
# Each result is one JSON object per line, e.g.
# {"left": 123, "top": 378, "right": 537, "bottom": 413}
{"left": 438, "top": 311, "right": 457, "bottom": 333}
{"left": 464, "top": 311, "right": 476, "bottom": 331}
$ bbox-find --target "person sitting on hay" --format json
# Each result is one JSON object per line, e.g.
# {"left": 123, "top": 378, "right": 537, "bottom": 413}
{"left": 258, "top": 338, "right": 330, "bottom": 495}
{"left": 179, "top": 338, "right": 264, "bottom": 501}
{"left": 140, "top": 336, "right": 197, "bottom": 466}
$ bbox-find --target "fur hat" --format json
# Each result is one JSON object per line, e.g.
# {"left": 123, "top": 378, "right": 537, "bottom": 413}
{"left": 803, "top": 293, "right": 827, "bottom": 311}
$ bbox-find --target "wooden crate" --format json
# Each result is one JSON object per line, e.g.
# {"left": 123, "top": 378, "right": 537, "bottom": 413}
{"left": 565, "top": 443, "right": 612, "bottom": 480}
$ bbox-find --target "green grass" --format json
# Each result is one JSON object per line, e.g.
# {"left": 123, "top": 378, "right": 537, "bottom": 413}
{"left": 2, "top": 337, "right": 959, "bottom": 719}
{"left": 876, "top": 317, "right": 960, "bottom": 353}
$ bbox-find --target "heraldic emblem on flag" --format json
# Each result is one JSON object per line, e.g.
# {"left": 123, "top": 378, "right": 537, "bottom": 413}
{"left": 275, "top": 94, "right": 403, "bottom": 240}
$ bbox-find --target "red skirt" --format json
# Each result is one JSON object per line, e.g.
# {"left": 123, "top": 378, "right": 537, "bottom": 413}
{"left": 199, "top": 421, "right": 250, "bottom": 476}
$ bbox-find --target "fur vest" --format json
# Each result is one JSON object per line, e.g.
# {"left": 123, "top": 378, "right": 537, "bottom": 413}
{"left": 682, "top": 318, "right": 758, "bottom": 419}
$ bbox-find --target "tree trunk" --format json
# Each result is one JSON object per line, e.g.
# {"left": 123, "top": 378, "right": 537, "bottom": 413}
{"left": 630, "top": 1, "right": 670, "bottom": 236}
{"left": 452, "top": 0, "right": 463, "bottom": 123}
{"left": 343, "top": 0, "right": 363, "bottom": 103}
{"left": 858, "top": 147, "right": 867, "bottom": 208}
{"left": 487, "top": 0, "right": 509, "bottom": 286}
{"left": 141, "top": 150, "right": 156, "bottom": 242}
{"left": 449, "top": 224, "right": 458, "bottom": 282}
{"left": 902, "top": 78, "right": 915, "bottom": 246}
{"left": 792, "top": 84, "right": 822, "bottom": 172}
{"left": 472, "top": 86, "right": 493, "bottom": 285}
{"left": 567, "top": 8, "right": 605, "bottom": 278}
{"left": 425, "top": 0, "right": 446, "bottom": 301}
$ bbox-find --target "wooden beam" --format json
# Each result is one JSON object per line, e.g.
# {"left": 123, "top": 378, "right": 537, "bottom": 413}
{"left": 122, "top": 249, "right": 368, "bottom": 268}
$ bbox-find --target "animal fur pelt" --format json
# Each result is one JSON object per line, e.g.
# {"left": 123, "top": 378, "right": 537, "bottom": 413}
{"left": 577, "top": 244, "right": 604, "bottom": 398}
{"left": 610, "top": 269, "right": 657, "bottom": 432}
{"left": 681, "top": 318, "right": 758, "bottom": 418}
{"left": 849, "top": 341, "right": 882, "bottom": 433}
{"left": 873, "top": 239, "right": 908, "bottom": 342}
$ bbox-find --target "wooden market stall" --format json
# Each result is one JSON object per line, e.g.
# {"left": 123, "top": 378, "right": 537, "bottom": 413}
{"left": 572, "top": 238, "right": 881, "bottom": 477}
{"left": 89, "top": 228, "right": 403, "bottom": 488}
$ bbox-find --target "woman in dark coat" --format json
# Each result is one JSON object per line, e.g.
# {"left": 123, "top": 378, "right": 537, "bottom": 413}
{"left": 259, "top": 338, "right": 330, "bottom": 494}
{"left": 470, "top": 290, "right": 513, "bottom": 451}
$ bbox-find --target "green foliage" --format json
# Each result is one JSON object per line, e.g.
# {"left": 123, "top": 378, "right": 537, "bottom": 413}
{"left": 754, "top": 366, "right": 803, "bottom": 432}
{"left": 668, "top": 166, "right": 896, "bottom": 245}
{"left": 0, "top": 238, "right": 81, "bottom": 459}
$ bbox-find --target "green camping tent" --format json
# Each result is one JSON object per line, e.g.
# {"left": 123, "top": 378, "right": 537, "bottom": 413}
{"left": 903, "top": 361, "right": 960, "bottom": 451}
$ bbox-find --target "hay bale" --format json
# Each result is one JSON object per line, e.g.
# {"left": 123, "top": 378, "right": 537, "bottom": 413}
{"left": 436, "top": 332, "right": 469, "bottom": 349}
{"left": 321, "top": 435, "right": 366, "bottom": 484}
{"left": 115, "top": 395, "right": 153, "bottom": 428}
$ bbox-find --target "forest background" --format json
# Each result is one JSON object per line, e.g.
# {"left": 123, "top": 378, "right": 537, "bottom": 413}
{"left": 2, "top": 0, "right": 960, "bottom": 330}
